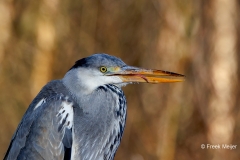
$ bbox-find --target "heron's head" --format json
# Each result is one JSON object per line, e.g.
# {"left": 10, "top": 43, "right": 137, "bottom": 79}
{"left": 63, "top": 53, "right": 184, "bottom": 94}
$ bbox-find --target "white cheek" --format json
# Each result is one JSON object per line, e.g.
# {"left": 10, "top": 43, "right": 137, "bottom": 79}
{"left": 77, "top": 68, "right": 123, "bottom": 93}
{"left": 82, "top": 75, "right": 123, "bottom": 91}
{"left": 103, "top": 76, "right": 123, "bottom": 84}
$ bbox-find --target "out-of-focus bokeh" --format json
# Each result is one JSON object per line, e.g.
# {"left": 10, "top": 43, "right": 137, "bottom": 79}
{"left": 0, "top": 0, "right": 240, "bottom": 159}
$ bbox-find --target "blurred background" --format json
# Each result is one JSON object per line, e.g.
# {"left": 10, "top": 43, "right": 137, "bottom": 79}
{"left": 0, "top": 0, "right": 240, "bottom": 159}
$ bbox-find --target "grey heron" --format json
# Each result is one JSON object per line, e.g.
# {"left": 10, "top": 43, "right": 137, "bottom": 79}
{"left": 4, "top": 53, "right": 184, "bottom": 160}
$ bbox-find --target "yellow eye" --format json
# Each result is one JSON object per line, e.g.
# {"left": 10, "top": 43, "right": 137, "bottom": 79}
{"left": 100, "top": 66, "right": 107, "bottom": 73}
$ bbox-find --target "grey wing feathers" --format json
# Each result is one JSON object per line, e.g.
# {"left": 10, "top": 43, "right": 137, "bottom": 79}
{"left": 4, "top": 95, "right": 74, "bottom": 160}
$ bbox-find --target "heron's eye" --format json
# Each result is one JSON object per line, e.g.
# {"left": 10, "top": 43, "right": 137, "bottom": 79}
{"left": 100, "top": 66, "right": 107, "bottom": 73}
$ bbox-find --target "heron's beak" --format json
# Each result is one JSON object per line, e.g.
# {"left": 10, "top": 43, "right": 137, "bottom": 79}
{"left": 107, "top": 66, "right": 185, "bottom": 83}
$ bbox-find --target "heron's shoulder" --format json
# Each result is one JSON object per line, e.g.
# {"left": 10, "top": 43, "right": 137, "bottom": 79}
{"left": 37, "top": 80, "right": 68, "bottom": 97}
{"left": 44, "top": 79, "right": 66, "bottom": 91}
{"left": 28, "top": 80, "right": 73, "bottom": 109}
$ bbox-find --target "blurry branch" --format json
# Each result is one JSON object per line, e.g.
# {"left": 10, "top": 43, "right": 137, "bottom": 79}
{"left": 0, "top": 1, "right": 11, "bottom": 64}
{"left": 157, "top": 86, "right": 183, "bottom": 160}
{"left": 153, "top": 1, "right": 189, "bottom": 160}
{"left": 30, "top": 0, "right": 58, "bottom": 97}
{"left": 208, "top": 0, "right": 237, "bottom": 159}
{"left": 79, "top": 0, "right": 98, "bottom": 54}
{"left": 0, "top": 2, "right": 12, "bottom": 157}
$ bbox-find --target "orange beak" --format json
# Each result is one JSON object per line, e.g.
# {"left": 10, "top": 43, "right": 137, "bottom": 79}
{"left": 107, "top": 66, "right": 185, "bottom": 83}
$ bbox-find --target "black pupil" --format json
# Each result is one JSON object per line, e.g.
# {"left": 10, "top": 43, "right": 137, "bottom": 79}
{"left": 101, "top": 67, "right": 106, "bottom": 72}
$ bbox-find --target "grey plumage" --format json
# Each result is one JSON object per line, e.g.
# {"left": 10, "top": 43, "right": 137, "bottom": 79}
{"left": 4, "top": 53, "right": 184, "bottom": 160}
